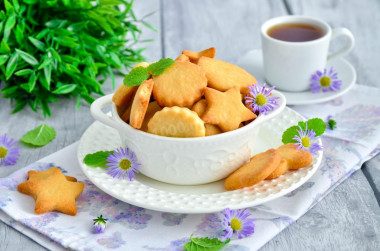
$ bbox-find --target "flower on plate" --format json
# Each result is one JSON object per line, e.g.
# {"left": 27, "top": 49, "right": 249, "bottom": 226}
{"left": 326, "top": 115, "right": 337, "bottom": 130}
{"left": 293, "top": 124, "right": 323, "bottom": 154}
{"left": 92, "top": 215, "right": 108, "bottom": 234}
{"left": 310, "top": 67, "right": 342, "bottom": 93}
{"left": 0, "top": 133, "right": 20, "bottom": 167}
{"left": 244, "top": 82, "right": 279, "bottom": 115}
{"left": 105, "top": 147, "right": 141, "bottom": 181}
{"left": 221, "top": 208, "right": 255, "bottom": 239}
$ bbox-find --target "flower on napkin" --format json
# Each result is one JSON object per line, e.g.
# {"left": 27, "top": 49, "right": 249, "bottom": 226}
{"left": 221, "top": 208, "right": 255, "bottom": 239}
{"left": 92, "top": 215, "right": 108, "bottom": 234}
{"left": 326, "top": 115, "right": 337, "bottom": 130}
{"left": 244, "top": 82, "right": 279, "bottom": 115}
{"left": 0, "top": 133, "right": 20, "bottom": 167}
{"left": 293, "top": 124, "right": 323, "bottom": 154}
{"left": 105, "top": 147, "right": 141, "bottom": 181}
{"left": 310, "top": 67, "right": 342, "bottom": 93}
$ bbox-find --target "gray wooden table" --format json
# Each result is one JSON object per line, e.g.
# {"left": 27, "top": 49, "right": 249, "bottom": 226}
{"left": 1, "top": 0, "right": 380, "bottom": 250}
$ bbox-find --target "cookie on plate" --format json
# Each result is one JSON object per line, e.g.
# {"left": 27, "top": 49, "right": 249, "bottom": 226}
{"left": 225, "top": 149, "right": 281, "bottom": 190}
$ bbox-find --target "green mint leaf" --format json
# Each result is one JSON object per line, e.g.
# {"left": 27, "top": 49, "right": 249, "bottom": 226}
{"left": 5, "top": 52, "right": 18, "bottom": 80}
{"left": 282, "top": 125, "right": 300, "bottom": 144}
{"left": 328, "top": 119, "right": 337, "bottom": 130}
{"left": 0, "top": 55, "right": 9, "bottom": 66}
{"left": 123, "top": 66, "right": 150, "bottom": 87}
{"left": 83, "top": 151, "right": 113, "bottom": 168}
{"left": 303, "top": 118, "right": 326, "bottom": 136}
{"left": 53, "top": 84, "right": 76, "bottom": 94}
{"left": 21, "top": 124, "right": 56, "bottom": 147}
{"left": 148, "top": 58, "right": 174, "bottom": 76}
{"left": 282, "top": 117, "right": 326, "bottom": 144}
{"left": 184, "top": 236, "right": 230, "bottom": 251}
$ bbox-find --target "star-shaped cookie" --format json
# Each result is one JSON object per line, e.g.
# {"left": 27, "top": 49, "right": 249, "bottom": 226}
{"left": 202, "top": 87, "right": 257, "bottom": 132}
{"left": 18, "top": 167, "right": 84, "bottom": 215}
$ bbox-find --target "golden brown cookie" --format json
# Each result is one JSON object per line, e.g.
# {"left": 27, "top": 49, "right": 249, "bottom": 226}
{"left": 28, "top": 167, "right": 77, "bottom": 182}
{"left": 191, "top": 99, "right": 222, "bottom": 136}
{"left": 152, "top": 61, "right": 207, "bottom": 107}
{"left": 129, "top": 79, "right": 154, "bottom": 129}
{"left": 277, "top": 143, "right": 312, "bottom": 170}
{"left": 202, "top": 87, "right": 257, "bottom": 132}
{"left": 121, "top": 106, "right": 132, "bottom": 123}
{"left": 224, "top": 149, "right": 281, "bottom": 190}
{"left": 182, "top": 47, "right": 216, "bottom": 63}
{"left": 112, "top": 62, "right": 149, "bottom": 107}
{"left": 175, "top": 54, "right": 190, "bottom": 62}
{"left": 148, "top": 106, "right": 205, "bottom": 137}
{"left": 17, "top": 167, "right": 84, "bottom": 215}
{"left": 205, "top": 124, "right": 222, "bottom": 136}
{"left": 140, "top": 101, "right": 162, "bottom": 132}
{"left": 197, "top": 57, "right": 257, "bottom": 93}
{"left": 265, "top": 159, "right": 289, "bottom": 179}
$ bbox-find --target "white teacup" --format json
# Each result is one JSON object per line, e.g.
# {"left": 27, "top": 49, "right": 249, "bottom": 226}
{"left": 261, "top": 15, "right": 355, "bottom": 92}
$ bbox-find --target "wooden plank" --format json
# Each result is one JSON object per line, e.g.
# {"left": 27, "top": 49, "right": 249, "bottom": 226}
{"left": 261, "top": 170, "right": 380, "bottom": 250}
{"left": 161, "top": 0, "right": 288, "bottom": 61}
{"left": 0, "top": 0, "right": 161, "bottom": 249}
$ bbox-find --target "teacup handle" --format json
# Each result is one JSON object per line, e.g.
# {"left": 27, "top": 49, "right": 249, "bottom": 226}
{"left": 327, "top": 28, "right": 355, "bottom": 61}
{"left": 90, "top": 94, "right": 120, "bottom": 130}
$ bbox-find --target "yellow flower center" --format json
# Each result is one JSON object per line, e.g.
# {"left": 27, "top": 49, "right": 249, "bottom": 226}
{"left": 230, "top": 218, "right": 242, "bottom": 231}
{"left": 255, "top": 94, "right": 267, "bottom": 106}
{"left": 0, "top": 146, "right": 7, "bottom": 158}
{"left": 119, "top": 159, "right": 131, "bottom": 170}
{"left": 320, "top": 76, "right": 331, "bottom": 87}
{"left": 301, "top": 137, "right": 311, "bottom": 148}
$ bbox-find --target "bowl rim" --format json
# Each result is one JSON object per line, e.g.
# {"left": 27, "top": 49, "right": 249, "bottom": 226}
{"left": 111, "top": 89, "right": 286, "bottom": 142}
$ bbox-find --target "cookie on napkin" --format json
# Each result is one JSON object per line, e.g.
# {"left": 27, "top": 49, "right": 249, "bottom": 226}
{"left": 18, "top": 167, "right": 84, "bottom": 216}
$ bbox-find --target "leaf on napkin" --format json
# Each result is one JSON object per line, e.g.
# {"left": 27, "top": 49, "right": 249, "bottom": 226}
{"left": 21, "top": 124, "right": 56, "bottom": 147}
{"left": 83, "top": 151, "right": 113, "bottom": 168}
{"left": 184, "top": 236, "right": 230, "bottom": 251}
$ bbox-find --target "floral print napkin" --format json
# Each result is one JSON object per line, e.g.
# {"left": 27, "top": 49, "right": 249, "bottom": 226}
{"left": 1, "top": 85, "right": 380, "bottom": 251}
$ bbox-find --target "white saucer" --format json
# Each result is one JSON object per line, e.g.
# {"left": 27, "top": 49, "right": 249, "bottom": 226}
{"left": 77, "top": 107, "right": 323, "bottom": 214}
{"left": 237, "top": 50, "right": 356, "bottom": 105}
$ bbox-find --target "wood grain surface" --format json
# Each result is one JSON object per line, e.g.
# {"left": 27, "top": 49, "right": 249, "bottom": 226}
{"left": 1, "top": 0, "right": 379, "bottom": 250}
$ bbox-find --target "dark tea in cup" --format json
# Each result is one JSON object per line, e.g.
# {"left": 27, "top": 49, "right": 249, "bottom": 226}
{"left": 267, "top": 23, "right": 324, "bottom": 42}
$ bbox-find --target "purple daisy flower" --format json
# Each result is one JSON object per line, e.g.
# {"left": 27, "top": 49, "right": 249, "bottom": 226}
{"left": 105, "top": 147, "right": 141, "bottom": 181}
{"left": 293, "top": 124, "right": 323, "bottom": 154}
{"left": 221, "top": 208, "right": 255, "bottom": 239}
{"left": 92, "top": 215, "right": 108, "bottom": 234}
{"left": 310, "top": 67, "right": 342, "bottom": 93}
{"left": 244, "top": 82, "right": 279, "bottom": 115}
{"left": 0, "top": 133, "right": 20, "bottom": 167}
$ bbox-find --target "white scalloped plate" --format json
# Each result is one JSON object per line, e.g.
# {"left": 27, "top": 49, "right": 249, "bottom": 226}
{"left": 78, "top": 107, "right": 323, "bottom": 214}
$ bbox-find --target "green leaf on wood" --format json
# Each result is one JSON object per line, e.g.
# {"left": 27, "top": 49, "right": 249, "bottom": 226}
{"left": 21, "top": 124, "right": 56, "bottom": 146}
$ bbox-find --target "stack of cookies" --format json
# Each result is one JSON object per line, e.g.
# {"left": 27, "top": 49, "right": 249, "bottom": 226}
{"left": 112, "top": 47, "right": 258, "bottom": 138}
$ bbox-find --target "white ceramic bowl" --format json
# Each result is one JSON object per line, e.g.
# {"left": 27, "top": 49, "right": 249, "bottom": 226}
{"left": 90, "top": 91, "right": 286, "bottom": 185}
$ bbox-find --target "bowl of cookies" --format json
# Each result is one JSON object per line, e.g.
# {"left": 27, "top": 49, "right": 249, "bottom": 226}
{"left": 91, "top": 48, "right": 286, "bottom": 185}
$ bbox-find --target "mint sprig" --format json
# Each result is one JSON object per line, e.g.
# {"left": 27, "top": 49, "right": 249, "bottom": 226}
{"left": 21, "top": 124, "right": 56, "bottom": 147}
{"left": 83, "top": 151, "right": 113, "bottom": 168}
{"left": 282, "top": 118, "right": 326, "bottom": 144}
{"left": 184, "top": 236, "right": 230, "bottom": 251}
{"left": 123, "top": 58, "right": 174, "bottom": 87}
{"left": 328, "top": 119, "right": 337, "bottom": 130}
